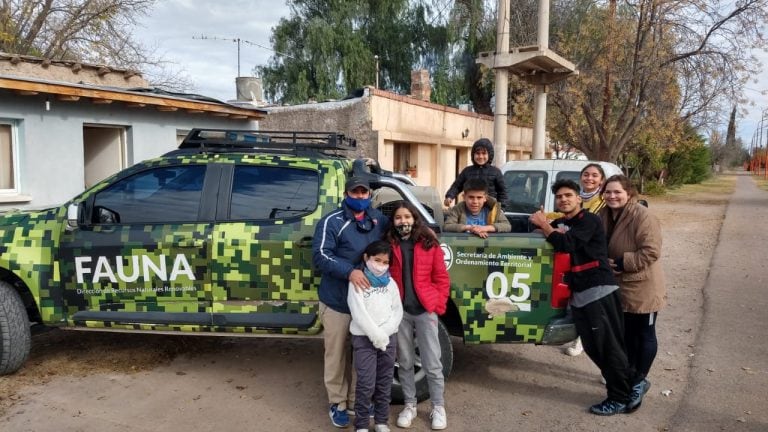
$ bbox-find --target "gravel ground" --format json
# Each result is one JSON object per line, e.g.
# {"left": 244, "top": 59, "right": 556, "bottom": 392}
{"left": 0, "top": 174, "right": 736, "bottom": 431}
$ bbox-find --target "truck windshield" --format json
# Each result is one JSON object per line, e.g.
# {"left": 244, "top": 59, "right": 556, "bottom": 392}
{"left": 503, "top": 170, "right": 548, "bottom": 214}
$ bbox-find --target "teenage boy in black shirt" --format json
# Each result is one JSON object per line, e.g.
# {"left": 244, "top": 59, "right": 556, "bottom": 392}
{"left": 530, "top": 179, "right": 649, "bottom": 416}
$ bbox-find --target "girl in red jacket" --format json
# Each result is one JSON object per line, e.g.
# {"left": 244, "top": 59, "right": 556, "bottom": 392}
{"left": 386, "top": 201, "right": 450, "bottom": 430}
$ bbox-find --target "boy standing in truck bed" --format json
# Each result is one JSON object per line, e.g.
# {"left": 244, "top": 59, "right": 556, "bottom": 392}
{"left": 444, "top": 138, "right": 508, "bottom": 209}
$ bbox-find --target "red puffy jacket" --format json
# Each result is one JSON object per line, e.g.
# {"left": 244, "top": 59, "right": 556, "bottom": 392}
{"left": 390, "top": 240, "right": 450, "bottom": 315}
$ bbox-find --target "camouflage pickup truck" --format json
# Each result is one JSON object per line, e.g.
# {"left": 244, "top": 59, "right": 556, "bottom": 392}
{"left": 0, "top": 129, "right": 575, "bottom": 401}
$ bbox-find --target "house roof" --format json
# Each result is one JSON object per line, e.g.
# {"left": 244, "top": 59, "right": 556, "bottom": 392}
{"left": 0, "top": 74, "right": 266, "bottom": 120}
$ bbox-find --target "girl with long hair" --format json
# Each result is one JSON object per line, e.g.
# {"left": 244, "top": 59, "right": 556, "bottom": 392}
{"left": 386, "top": 202, "right": 450, "bottom": 430}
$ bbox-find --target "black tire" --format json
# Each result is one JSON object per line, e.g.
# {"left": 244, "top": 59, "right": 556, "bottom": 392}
{"left": 0, "top": 281, "right": 31, "bottom": 375}
{"left": 391, "top": 319, "right": 453, "bottom": 404}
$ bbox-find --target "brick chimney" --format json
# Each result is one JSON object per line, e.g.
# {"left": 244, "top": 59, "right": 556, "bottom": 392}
{"left": 410, "top": 69, "right": 431, "bottom": 102}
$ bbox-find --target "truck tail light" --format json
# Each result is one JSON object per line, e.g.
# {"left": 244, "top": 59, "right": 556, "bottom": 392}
{"left": 551, "top": 252, "right": 571, "bottom": 309}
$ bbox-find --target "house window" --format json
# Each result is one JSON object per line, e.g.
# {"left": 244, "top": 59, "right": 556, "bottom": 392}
{"left": 0, "top": 123, "right": 17, "bottom": 193}
{"left": 393, "top": 142, "right": 414, "bottom": 173}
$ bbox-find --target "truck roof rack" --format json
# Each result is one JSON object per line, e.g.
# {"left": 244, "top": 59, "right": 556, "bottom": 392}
{"left": 170, "top": 128, "right": 356, "bottom": 156}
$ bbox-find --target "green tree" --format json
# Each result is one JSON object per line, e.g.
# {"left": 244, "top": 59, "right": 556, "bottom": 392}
{"left": 665, "top": 125, "right": 711, "bottom": 185}
{"left": 258, "top": 0, "right": 448, "bottom": 104}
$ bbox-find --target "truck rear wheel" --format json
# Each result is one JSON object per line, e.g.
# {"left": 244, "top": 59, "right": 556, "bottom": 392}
{"left": 0, "top": 281, "right": 31, "bottom": 375}
{"left": 391, "top": 319, "right": 453, "bottom": 403}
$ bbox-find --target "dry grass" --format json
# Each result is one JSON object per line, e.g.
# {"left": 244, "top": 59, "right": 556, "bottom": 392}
{"left": 754, "top": 176, "right": 768, "bottom": 192}
{"left": 651, "top": 174, "right": 736, "bottom": 205}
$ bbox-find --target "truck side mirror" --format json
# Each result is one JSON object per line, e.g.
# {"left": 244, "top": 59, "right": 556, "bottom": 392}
{"left": 66, "top": 202, "right": 82, "bottom": 230}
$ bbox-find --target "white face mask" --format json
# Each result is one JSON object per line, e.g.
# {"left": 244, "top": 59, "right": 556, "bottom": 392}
{"left": 366, "top": 259, "right": 389, "bottom": 277}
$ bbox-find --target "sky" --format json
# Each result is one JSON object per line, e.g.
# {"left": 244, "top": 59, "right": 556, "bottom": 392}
{"left": 134, "top": 0, "right": 290, "bottom": 102}
{"left": 134, "top": 0, "right": 767, "bottom": 148}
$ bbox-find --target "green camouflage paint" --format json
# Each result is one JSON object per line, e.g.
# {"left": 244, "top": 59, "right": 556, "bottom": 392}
{"left": 0, "top": 148, "right": 565, "bottom": 344}
{"left": 440, "top": 233, "right": 561, "bottom": 344}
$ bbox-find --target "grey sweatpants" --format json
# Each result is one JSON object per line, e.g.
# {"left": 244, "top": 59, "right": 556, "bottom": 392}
{"left": 397, "top": 311, "right": 445, "bottom": 406}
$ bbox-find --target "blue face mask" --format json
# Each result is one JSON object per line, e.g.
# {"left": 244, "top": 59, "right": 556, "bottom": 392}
{"left": 344, "top": 196, "right": 371, "bottom": 212}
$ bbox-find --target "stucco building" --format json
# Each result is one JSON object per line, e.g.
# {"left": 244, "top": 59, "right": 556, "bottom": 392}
{"left": 259, "top": 71, "right": 540, "bottom": 197}
{"left": 0, "top": 53, "right": 265, "bottom": 211}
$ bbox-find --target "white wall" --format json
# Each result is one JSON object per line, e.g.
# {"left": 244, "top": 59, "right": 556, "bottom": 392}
{"left": 0, "top": 90, "right": 257, "bottom": 210}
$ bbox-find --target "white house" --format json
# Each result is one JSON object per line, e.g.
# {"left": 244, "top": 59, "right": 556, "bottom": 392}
{"left": 0, "top": 53, "right": 265, "bottom": 211}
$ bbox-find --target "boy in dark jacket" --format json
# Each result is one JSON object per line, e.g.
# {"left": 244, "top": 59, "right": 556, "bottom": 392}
{"left": 443, "top": 138, "right": 508, "bottom": 208}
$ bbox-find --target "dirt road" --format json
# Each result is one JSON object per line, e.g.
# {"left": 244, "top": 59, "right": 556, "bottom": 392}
{"left": 0, "top": 174, "right": 749, "bottom": 431}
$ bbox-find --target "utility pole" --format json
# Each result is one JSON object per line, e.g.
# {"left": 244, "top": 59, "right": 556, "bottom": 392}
{"left": 492, "top": 0, "right": 510, "bottom": 167}
{"left": 477, "top": 0, "right": 578, "bottom": 163}
{"left": 532, "top": 0, "right": 550, "bottom": 160}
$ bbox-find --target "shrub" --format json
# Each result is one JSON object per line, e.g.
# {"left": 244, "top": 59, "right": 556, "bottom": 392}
{"left": 642, "top": 179, "right": 666, "bottom": 196}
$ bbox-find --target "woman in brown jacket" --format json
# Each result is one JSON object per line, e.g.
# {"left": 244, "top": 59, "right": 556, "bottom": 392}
{"left": 600, "top": 175, "right": 666, "bottom": 392}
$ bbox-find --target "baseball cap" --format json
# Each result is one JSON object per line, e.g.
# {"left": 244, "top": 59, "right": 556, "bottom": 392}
{"left": 345, "top": 176, "right": 370, "bottom": 192}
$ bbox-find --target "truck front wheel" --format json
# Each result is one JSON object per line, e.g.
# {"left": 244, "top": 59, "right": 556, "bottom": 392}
{"left": 391, "top": 319, "right": 453, "bottom": 403}
{"left": 0, "top": 281, "right": 31, "bottom": 375}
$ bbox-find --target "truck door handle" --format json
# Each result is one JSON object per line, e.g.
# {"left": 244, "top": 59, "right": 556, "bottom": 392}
{"left": 295, "top": 237, "right": 313, "bottom": 248}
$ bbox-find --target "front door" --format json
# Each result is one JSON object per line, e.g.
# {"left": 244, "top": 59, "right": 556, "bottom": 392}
{"left": 59, "top": 164, "right": 213, "bottom": 328}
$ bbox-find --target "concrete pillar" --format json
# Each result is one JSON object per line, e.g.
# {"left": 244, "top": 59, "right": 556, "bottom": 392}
{"left": 532, "top": 0, "right": 550, "bottom": 159}
{"left": 493, "top": 0, "right": 510, "bottom": 167}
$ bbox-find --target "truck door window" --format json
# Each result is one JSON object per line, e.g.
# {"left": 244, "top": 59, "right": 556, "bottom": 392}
{"left": 92, "top": 165, "right": 206, "bottom": 224}
{"left": 229, "top": 166, "right": 319, "bottom": 220}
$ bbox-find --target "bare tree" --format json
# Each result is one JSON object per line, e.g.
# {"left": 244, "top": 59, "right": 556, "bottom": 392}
{"left": 0, "top": 0, "right": 192, "bottom": 91}
{"left": 549, "top": 0, "right": 768, "bottom": 162}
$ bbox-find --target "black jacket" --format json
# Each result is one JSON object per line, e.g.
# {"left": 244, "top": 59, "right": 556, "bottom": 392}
{"left": 546, "top": 210, "right": 617, "bottom": 292}
{"left": 444, "top": 138, "right": 508, "bottom": 204}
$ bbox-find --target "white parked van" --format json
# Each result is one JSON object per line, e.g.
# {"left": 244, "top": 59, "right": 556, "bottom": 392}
{"left": 500, "top": 159, "right": 623, "bottom": 232}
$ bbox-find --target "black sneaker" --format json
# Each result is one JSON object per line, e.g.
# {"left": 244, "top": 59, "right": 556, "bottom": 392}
{"left": 589, "top": 399, "right": 628, "bottom": 416}
{"left": 627, "top": 379, "right": 651, "bottom": 411}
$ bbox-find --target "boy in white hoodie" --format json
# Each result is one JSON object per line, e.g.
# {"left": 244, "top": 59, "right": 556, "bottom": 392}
{"left": 348, "top": 240, "right": 403, "bottom": 432}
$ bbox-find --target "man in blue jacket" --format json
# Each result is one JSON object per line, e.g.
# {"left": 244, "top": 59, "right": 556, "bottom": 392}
{"left": 312, "top": 176, "right": 389, "bottom": 428}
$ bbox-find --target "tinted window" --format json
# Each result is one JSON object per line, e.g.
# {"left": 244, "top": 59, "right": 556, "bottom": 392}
{"left": 93, "top": 165, "right": 206, "bottom": 224}
{"left": 503, "top": 170, "right": 548, "bottom": 213}
{"left": 230, "top": 166, "right": 319, "bottom": 220}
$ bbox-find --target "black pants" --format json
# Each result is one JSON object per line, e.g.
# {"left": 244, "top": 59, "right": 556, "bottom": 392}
{"left": 352, "top": 334, "right": 397, "bottom": 429}
{"left": 573, "top": 291, "right": 639, "bottom": 403}
{"left": 624, "top": 311, "right": 658, "bottom": 379}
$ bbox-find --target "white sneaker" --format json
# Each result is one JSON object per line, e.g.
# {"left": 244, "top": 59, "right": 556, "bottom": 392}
{"left": 396, "top": 403, "right": 417, "bottom": 428}
{"left": 374, "top": 424, "right": 391, "bottom": 432}
{"left": 430, "top": 406, "right": 447, "bottom": 430}
{"left": 564, "top": 337, "right": 584, "bottom": 356}
{"left": 356, "top": 429, "right": 368, "bottom": 432}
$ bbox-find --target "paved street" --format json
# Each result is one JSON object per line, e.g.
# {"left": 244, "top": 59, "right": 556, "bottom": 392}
{"left": 671, "top": 173, "right": 768, "bottom": 431}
